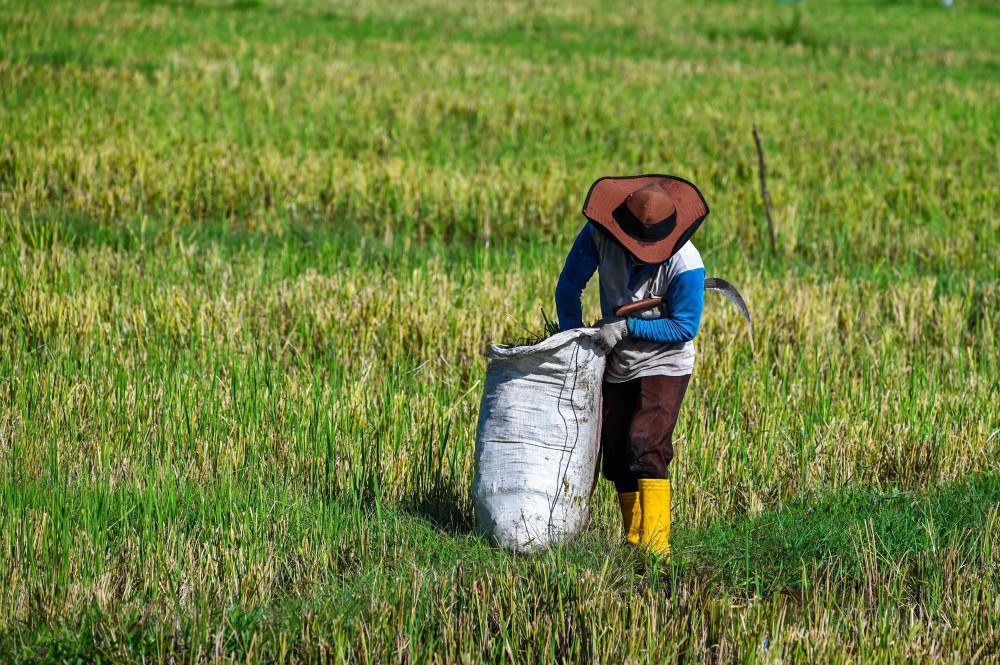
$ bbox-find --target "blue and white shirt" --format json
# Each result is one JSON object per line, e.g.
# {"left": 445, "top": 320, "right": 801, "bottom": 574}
{"left": 555, "top": 223, "right": 705, "bottom": 382}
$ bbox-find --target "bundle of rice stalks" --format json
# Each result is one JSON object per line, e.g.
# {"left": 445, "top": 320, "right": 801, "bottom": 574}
{"left": 512, "top": 308, "right": 563, "bottom": 347}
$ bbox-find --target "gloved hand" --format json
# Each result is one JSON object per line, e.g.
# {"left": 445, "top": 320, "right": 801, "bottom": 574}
{"left": 594, "top": 319, "right": 628, "bottom": 354}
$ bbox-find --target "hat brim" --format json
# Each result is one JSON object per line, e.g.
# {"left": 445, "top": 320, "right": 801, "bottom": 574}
{"left": 582, "top": 174, "right": 709, "bottom": 263}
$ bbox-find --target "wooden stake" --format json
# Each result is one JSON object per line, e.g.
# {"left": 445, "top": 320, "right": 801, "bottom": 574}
{"left": 753, "top": 125, "right": 777, "bottom": 255}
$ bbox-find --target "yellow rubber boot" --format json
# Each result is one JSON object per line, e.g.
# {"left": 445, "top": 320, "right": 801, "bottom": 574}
{"left": 618, "top": 492, "right": 641, "bottom": 545}
{"left": 638, "top": 479, "right": 671, "bottom": 558}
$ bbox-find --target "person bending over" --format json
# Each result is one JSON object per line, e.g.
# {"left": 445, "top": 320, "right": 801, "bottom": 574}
{"left": 555, "top": 174, "right": 709, "bottom": 558}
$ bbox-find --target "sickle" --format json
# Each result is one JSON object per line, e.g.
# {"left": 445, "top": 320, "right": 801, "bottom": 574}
{"left": 614, "top": 277, "right": 753, "bottom": 335}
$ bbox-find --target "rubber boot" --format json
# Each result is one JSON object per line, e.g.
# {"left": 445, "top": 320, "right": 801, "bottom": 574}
{"left": 638, "top": 479, "right": 671, "bottom": 558}
{"left": 618, "top": 492, "right": 641, "bottom": 545}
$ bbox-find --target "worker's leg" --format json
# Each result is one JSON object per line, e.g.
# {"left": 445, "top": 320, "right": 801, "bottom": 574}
{"left": 628, "top": 374, "right": 691, "bottom": 557}
{"left": 600, "top": 379, "right": 641, "bottom": 491}
{"left": 628, "top": 374, "right": 690, "bottom": 478}
{"left": 600, "top": 379, "right": 641, "bottom": 544}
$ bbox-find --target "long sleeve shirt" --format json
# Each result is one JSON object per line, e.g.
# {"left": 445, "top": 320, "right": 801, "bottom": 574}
{"left": 554, "top": 223, "right": 705, "bottom": 380}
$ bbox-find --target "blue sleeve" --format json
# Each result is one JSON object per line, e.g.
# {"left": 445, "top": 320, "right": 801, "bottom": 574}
{"left": 555, "top": 225, "right": 600, "bottom": 330}
{"left": 627, "top": 267, "right": 705, "bottom": 343}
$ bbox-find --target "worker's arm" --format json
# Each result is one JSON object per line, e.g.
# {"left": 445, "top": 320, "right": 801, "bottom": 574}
{"left": 627, "top": 267, "right": 705, "bottom": 343}
{"left": 555, "top": 224, "right": 599, "bottom": 330}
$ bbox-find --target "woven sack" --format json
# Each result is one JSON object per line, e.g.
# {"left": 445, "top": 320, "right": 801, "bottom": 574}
{"left": 473, "top": 328, "right": 605, "bottom": 553}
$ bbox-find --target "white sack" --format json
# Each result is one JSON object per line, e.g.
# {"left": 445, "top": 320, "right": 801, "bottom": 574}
{"left": 473, "top": 328, "right": 605, "bottom": 553}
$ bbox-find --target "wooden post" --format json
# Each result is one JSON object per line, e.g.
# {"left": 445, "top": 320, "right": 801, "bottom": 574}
{"left": 753, "top": 125, "right": 778, "bottom": 256}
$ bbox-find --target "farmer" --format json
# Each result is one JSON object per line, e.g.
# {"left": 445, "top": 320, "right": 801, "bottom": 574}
{"left": 555, "top": 175, "right": 708, "bottom": 557}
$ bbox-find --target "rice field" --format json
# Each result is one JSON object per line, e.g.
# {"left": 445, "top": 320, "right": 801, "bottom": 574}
{"left": 1, "top": 0, "right": 999, "bottom": 662}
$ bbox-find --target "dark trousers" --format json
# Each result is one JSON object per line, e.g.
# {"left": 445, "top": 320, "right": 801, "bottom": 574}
{"left": 600, "top": 374, "right": 691, "bottom": 494}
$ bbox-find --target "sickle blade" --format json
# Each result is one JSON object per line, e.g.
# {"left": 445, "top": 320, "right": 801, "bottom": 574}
{"left": 704, "top": 277, "right": 753, "bottom": 333}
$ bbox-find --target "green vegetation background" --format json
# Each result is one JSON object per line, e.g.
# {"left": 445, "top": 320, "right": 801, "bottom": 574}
{"left": 1, "top": 0, "right": 998, "bottom": 662}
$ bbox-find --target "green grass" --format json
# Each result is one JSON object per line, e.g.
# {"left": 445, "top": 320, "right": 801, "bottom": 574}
{"left": 1, "top": 0, "right": 999, "bottom": 662}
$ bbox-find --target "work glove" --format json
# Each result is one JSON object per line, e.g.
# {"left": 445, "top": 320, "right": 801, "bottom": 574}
{"left": 594, "top": 319, "right": 628, "bottom": 354}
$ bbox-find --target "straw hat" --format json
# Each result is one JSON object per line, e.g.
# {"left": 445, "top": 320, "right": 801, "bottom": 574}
{"left": 582, "top": 174, "right": 710, "bottom": 263}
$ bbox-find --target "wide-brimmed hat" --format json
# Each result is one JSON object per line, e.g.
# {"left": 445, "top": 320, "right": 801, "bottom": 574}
{"left": 582, "top": 174, "right": 709, "bottom": 264}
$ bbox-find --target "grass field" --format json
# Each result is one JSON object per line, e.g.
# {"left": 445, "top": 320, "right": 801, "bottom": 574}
{"left": 2, "top": 0, "right": 999, "bottom": 661}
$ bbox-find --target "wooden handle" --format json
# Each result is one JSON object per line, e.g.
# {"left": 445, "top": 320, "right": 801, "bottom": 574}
{"left": 614, "top": 298, "right": 664, "bottom": 318}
